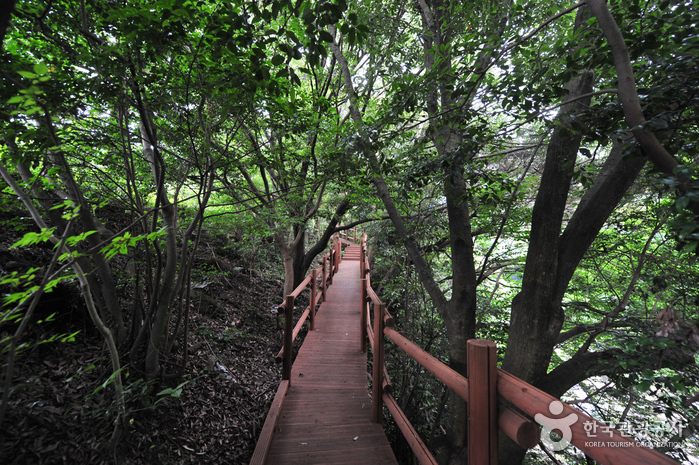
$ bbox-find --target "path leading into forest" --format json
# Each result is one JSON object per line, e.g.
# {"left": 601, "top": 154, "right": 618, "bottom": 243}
{"left": 263, "top": 242, "right": 397, "bottom": 464}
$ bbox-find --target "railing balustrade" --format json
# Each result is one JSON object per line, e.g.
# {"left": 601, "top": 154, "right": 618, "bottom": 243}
{"left": 360, "top": 233, "right": 678, "bottom": 465}
{"left": 252, "top": 228, "right": 673, "bottom": 465}
{"left": 250, "top": 235, "right": 343, "bottom": 465}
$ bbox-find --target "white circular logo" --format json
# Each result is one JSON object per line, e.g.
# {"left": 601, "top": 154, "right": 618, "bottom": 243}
{"left": 534, "top": 401, "right": 578, "bottom": 451}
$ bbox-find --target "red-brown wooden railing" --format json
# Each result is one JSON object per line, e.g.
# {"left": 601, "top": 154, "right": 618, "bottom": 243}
{"left": 359, "top": 233, "right": 679, "bottom": 465}
{"left": 249, "top": 235, "right": 342, "bottom": 465}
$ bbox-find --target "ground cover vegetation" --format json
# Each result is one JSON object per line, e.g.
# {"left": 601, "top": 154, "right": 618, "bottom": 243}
{"left": 1, "top": 0, "right": 698, "bottom": 464}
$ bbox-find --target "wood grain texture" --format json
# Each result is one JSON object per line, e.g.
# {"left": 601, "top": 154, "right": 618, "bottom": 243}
{"left": 264, "top": 251, "right": 397, "bottom": 464}
{"left": 249, "top": 380, "right": 289, "bottom": 465}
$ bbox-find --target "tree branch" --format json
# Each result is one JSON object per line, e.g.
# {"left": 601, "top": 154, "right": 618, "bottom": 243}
{"left": 585, "top": 0, "right": 698, "bottom": 208}
{"left": 328, "top": 23, "right": 449, "bottom": 313}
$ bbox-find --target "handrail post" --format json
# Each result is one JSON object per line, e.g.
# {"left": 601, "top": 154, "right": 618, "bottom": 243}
{"left": 360, "top": 278, "right": 367, "bottom": 353}
{"left": 360, "top": 235, "right": 366, "bottom": 276}
{"left": 282, "top": 295, "right": 295, "bottom": 381}
{"left": 335, "top": 240, "right": 341, "bottom": 270}
{"left": 321, "top": 255, "right": 327, "bottom": 302}
{"left": 328, "top": 248, "right": 333, "bottom": 284}
{"left": 372, "top": 303, "right": 385, "bottom": 424}
{"left": 329, "top": 248, "right": 335, "bottom": 283}
{"left": 467, "top": 339, "right": 497, "bottom": 465}
{"left": 310, "top": 269, "right": 317, "bottom": 330}
{"left": 360, "top": 237, "right": 367, "bottom": 353}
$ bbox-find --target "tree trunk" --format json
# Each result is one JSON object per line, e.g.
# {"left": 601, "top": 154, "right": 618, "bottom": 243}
{"left": 275, "top": 231, "right": 296, "bottom": 298}
{"left": 139, "top": 120, "right": 180, "bottom": 381}
{"left": 303, "top": 199, "right": 352, "bottom": 272}
{"left": 292, "top": 224, "right": 306, "bottom": 290}
{"left": 499, "top": 70, "right": 594, "bottom": 464}
{"left": 502, "top": 70, "right": 595, "bottom": 385}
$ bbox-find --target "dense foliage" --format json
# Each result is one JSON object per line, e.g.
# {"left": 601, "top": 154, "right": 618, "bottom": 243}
{"left": 1, "top": 0, "right": 698, "bottom": 464}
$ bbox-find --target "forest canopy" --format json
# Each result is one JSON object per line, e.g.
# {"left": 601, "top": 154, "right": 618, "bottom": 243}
{"left": 1, "top": 0, "right": 698, "bottom": 464}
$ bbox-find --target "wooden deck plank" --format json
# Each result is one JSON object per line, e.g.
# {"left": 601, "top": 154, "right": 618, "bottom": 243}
{"left": 263, "top": 247, "right": 397, "bottom": 464}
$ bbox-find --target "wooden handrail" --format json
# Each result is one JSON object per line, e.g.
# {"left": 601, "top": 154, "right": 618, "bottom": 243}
{"left": 249, "top": 379, "right": 290, "bottom": 465}
{"left": 383, "top": 327, "right": 469, "bottom": 402}
{"left": 282, "top": 295, "right": 293, "bottom": 380}
{"left": 253, "top": 237, "right": 342, "bottom": 463}
{"left": 276, "top": 240, "right": 338, "bottom": 367}
{"left": 321, "top": 255, "right": 327, "bottom": 302}
{"left": 277, "top": 267, "right": 321, "bottom": 310}
{"left": 309, "top": 269, "right": 317, "bottom": 330}
{"left": 275, "top": 305, "right": 310, "bottom": 363}
{"left": 498, "top": 407, "right": 539, "bottom": 450}
{"left": 366, "top": 320, "right": 393, "bottom": 394}
{"left": 372, "top": 303, "right": 385, "bottom": 423}
{"left": 467, "top": 340, "right": 497, "bottom": 464}
{"left": 384, "top": 392, "right": 438, "bottom": 465}
{"left": 360, "top": 233, "right": 678, "bottom": 465}
{"left": 360, "top": 278, "right": 367, "bottom": 353}
{"left": 338, "top": 226, "right": 361, "bottom": 244}
{"left": 288, "top": 275, "right": 312, "bottom": 299}
{"left": 366, "top": 288, "right": 395, "bottom": 326}
{"left": 497, "top": 370, "right": 679, "bottom": 464}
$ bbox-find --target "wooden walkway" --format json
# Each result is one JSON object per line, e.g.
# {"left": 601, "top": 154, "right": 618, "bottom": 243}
{"left": 264, "top": 243, "right": 398, "bottom": 464}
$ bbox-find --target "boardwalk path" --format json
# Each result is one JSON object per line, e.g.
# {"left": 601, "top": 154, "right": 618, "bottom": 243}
{"left": 264, "top": 243, "right": 397, "bottom": 464}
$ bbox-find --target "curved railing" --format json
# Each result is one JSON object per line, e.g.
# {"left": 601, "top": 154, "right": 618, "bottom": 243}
{"left": 359, "top": 233, "right": 679, "bottom": 465}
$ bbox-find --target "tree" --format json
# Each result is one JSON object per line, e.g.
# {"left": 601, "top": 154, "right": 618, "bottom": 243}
{"left": 2, "top": 0, "right": 697, "bottom": 462}
{"left": 0, "top": 0, "right": 299, "bottom": 438}
{"left": 324, "top": 0, "right": 698, "bottom": 462}
{"left": 216, "top": 63, "right": 354, "bottom": 297}
{"left": 328, "top": 0, "right": 517, "bottom": 459}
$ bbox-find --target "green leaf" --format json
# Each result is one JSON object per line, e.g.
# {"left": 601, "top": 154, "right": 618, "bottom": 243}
{"left": 318, "top": 30, "right": 334, "bottom": 43}
{"left": 682, "top": 242, "right": 698, "bottom": 254}
{"left": 17, "top": 71, "right": 38, "bottom": 79}
{"left": 157, "top": 381, "right": 188, "bottom": 398}
{"left": 285, "top": 30, "right": 300, "bottom": 44}
{"left": 301, "top": 7, "right": 314, "bottom": 24}
{"left": 64, "top": 230, "right": 97, "bottom": 247}
{"left": 147, "top": 227, "right": 168, "bottom": 241}
{"left": 675, "top": 196, "right": 690, "bottom": 211}
{"left": 33, "top": 63, "right": 49, "bottom": 75}
{"left": 271, "top": 54, "right": 285, "bottom": 66}
{"left": 11, "top": 229, "right": 55, "bottom": 248}
{"left": 636, "top": 380, "right": 652, "bottom": 392}
{"left": 157, "top": 387, "right": 178, "bottom": 396}
{"left": 61, "top": 330, "right": 81, "bottom": 342}
{"left": 280, "top": 43, "right": 296, "bottom": 58}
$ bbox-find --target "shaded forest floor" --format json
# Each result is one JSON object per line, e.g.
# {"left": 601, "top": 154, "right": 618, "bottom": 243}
{"left": 0, "top": 209, "right": 308, "bottom": 464}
